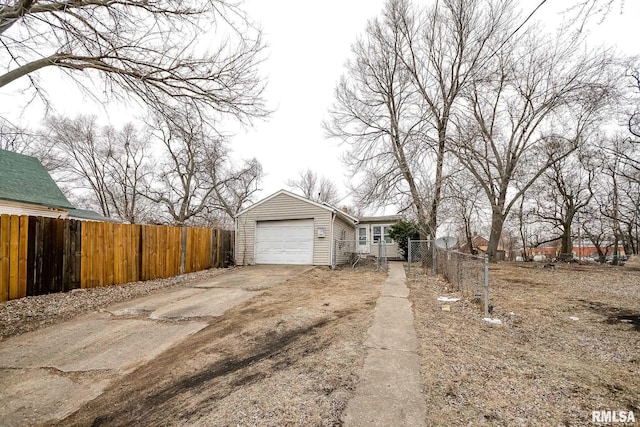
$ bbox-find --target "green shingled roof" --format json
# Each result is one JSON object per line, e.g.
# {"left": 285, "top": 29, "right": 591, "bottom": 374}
{"left": 0, "top": 149, "right": 74, "bottom": 209}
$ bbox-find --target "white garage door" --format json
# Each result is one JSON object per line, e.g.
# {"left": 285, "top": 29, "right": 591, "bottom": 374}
{"left": 255, "top": 219, "right": 314, "bottom": 265}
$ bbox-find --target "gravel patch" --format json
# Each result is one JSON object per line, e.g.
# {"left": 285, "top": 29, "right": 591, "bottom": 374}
{"left": 0, "top": 268, "right": 231, "bottom": 341}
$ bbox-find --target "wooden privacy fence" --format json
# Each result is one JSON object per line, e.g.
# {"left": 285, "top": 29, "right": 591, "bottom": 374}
{"left": 0, "top": 215, "right": 234, "bottom": 302}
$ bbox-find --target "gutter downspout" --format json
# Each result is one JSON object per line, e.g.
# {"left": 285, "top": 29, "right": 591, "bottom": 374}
{"left": 234, "top": 216, "right": 238, "bottom": 266}
{"left": 330, "top": 211, "right": 336, "bottom": 269}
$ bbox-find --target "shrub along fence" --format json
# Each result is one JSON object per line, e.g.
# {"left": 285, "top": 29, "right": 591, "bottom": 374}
{"left": 0, "top": 214, "right": 234, "bottom": 302}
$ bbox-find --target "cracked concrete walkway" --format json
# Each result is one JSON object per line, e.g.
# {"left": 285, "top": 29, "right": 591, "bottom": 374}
{"left": 343, "top": 262, "right": 426, "bottom": 426}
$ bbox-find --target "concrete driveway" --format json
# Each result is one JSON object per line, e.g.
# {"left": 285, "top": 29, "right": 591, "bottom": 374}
{"left": 0, "top": 265, "right": 311, "bottom": 427}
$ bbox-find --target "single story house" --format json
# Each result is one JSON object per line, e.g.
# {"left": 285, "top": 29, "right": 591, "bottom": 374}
{"left": 0, "top": 149, "right": 114, "bottom": 222}
{"left": 356, "top": 215, "right": 402, "bottom": 259}
{"left": 234, "top": 189, "right": 402, "bottom": 266}
{"left": 0, "top": 149, "right": 74, "bottom": 218}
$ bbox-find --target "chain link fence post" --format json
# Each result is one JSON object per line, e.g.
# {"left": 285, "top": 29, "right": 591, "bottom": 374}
{"left": 484, "top": 253, "right": 490, "bottom": 316}
{"left": 408, "top": 238, "right": 412, "bottom": 274}
{"left": 432, "top": 238, "right": 437, "bottom": 275}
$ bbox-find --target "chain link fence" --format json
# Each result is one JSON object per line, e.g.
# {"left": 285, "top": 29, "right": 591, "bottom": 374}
{"left": 407, "top": 239, "right": 490, "bottom": 316}
{"left": 407, "top": 239, "right": 435, "bottom": 275}
{"left": 436, "top": 249, "right": 490, "bottom": 316}
{"left": 332, "top": 239, "right": 388, "bottom": 271}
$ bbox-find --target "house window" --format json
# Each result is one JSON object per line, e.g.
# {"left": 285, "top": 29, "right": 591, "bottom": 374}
{"left": 372, "top": 225, "right": 393, "bottom": 244}
{"left": 358, "top": 227, "right": 367, "bottom": 245}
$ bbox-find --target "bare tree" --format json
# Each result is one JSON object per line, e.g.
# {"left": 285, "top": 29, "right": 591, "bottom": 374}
{"left": 532, "top": 148, "right": 595, "bottom": 260}
{"left": 454, "top": 25, "right": 620, "bottom": 260}
{"left": 565, "top": 0, "right": 624, "bottom": 30}
{"left": 0, "top": 1, "right": 268, "bottom": 122}
{"left": 44, "top": 115, "right": 153, "bottom": 222}
{"left": 0, "top": 118, "right": 63, "bottom": 171}
{"left": 443, "top": 166, "right": 486, "bottom": 253}
{"left": 325, "top": 0, "right": 431, "bottom": 236}
{"left": 46, "top": 115, "right": 114, "bottom": 216}
{"left": 327, "top": 0, "right": 519, "bottom": 239}
{"left": 0, "top": 118, "right": 29, "bottom": 152}
{"left": 211, "top": 158, "right": 263, "bottom": 221}
{"left": 596, "top": 135, "right": 640, "bottom": 257}
{"left": 147, "top": 106, "right": 263, "bottom": 225}
{"left": 396, "top": 0, "right": 516, "bottom": 240}
{"left": 100, "top": 123, "right": 154, "bottom": 223}
{"left": 286, "top": 169, "right": 341, "bottom": 206}
{"left": 627, "top": 70, "right": 640, "bottom": 140}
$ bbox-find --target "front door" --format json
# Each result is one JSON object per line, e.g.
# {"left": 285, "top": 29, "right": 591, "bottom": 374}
{"left": 358, "top": 227, "right": 368, "bottom": 253}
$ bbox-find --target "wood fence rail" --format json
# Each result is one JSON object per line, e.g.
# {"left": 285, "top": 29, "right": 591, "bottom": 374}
{"left": 0, "top": 215, "right": 234, "bottom": 302}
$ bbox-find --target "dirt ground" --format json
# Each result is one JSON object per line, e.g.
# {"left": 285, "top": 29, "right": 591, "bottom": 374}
{"left": 5, "top": 261, "right": 638, "bottom": 426}
{"left": 408, "top": 262, "right": 640, "bottom": 426}
{"left": 45, "top": 266, "right": 385, "bottom": 427}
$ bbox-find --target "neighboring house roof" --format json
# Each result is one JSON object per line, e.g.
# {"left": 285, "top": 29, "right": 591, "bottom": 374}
{"left": 236, "top": 189, "right": 359, "bottom": 225}
{"left": 471, "top": 235, "right": 489, "bottom": 248}
{"left": 358, "top": 215, "right": 403, "bottom": 223}
{"left": 0, "top": 149, "right": 74, "bottom": 209}
{"left": 68, "top": 208, "right": 121, "bottom": 223}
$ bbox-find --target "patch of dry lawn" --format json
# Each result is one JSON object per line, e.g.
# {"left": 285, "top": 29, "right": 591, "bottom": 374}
{"left": 408, "top": 263, "right": 640, "bottom": 426}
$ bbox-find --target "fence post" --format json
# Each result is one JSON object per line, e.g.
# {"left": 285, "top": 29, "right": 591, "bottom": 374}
{"left": 484, "top": 253, "right": 489, "bottom": 316}
{"left": 180, "top": 226, "right": 187, "bottom": 275}
{"left": 431, "top": 238, "right": 437, "bottom": 275}
{"left": 408, "top": 238, "right": 412, "bottom": 274}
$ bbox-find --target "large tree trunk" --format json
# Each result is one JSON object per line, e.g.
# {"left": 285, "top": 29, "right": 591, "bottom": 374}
{"left": 487, "top": 209, "right": 505, "bottom": 262}
{"left": 427, "top": 122, "right": 447, "bottom": 241}
{"left": 559, "top": 212, "right": 575, "bottom": 261}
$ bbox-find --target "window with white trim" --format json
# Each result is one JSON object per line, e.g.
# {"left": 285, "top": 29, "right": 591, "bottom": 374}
{"left": 372, "top": 225, "right": 393, "bottom": 244}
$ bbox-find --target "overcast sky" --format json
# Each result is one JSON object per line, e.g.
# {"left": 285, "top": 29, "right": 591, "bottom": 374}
{"left": 232, "top": 0, "right": 639, "bottom": 205}
{"left": 2, "top": 0, "right": 638, "bottom": 209}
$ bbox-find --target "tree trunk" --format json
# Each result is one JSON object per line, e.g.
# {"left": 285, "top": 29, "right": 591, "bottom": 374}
{"left": 559, "top": 212, "right": 575, "bottom": 261}
{"left": 486, "top": 209, "right": 505, "bottom": 262}
{"left": 427, "top": 121, "right": 447, "bottom": 241}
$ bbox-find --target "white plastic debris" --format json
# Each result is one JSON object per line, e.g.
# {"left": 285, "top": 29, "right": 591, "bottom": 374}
{"left": 569, "top": 316, "right": 579, "bottom": 321}
{"left": 509, "top": 311, "right": 516, "bottom": 316}
{"left": 482, "top": 317, "right": 503, "bottom": 325}
{"left": 437, "top": 297, "right": 461, "bottom": 302}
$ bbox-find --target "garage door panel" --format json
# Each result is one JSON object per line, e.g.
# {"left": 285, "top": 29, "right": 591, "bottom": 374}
{"left": 255, "top": 220, "right": 313, "bottom": 265}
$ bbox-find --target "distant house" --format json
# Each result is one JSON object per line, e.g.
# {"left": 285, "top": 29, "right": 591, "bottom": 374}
{"left": 0, "top": 149, "right": 114, "bottom": 222}
{"left": 459, "top": 234, "right": 490, "bottom": 253}
{"left": 459, "top": 234, "right": 507, "bottom": 260}
{"left": 0, "top": 149, "right": 74, "bottom": 218}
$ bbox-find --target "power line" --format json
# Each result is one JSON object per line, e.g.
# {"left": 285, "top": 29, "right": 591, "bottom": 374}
{"left": 486, "top": 0, "right": 549, "bottom": 62}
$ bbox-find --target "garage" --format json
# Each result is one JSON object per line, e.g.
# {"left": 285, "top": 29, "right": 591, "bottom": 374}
{"left": 235, "top": 189, "right": 358, "bottom": 266}
{"left": 255, "top": 219, "right": 314, "bottom": 264}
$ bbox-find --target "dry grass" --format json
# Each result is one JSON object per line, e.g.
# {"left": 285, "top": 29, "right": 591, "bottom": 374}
{"left": 408, "top": 262, "right": 640, "bottom": 426}
{"left": 53, "top": 267, "right": 385, "bottom": 427}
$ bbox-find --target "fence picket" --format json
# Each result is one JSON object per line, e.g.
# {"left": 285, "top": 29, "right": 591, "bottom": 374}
{"left": 0, "top": 215, "right": 9, "bottom": 302}
{"left": 8, "top": 216, "right": 19, "bottom": 300}
{"left": 18, "top": 216, "right": 28, "bottom": 298}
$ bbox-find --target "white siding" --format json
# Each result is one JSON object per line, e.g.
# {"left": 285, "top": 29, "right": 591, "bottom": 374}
{"left": 0, "top": 200, "right": 68, "bottom": 219}
{"left": 358, "top": 222, "right": 401, "bottom": 259}
{"left": 333, "top": 215, "right": 356, "bottom": 265}
{"left": 236, "top": 193, "right": 333, "bottom": 265}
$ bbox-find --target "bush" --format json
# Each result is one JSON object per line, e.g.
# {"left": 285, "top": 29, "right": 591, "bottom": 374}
{"left": 388, "top": 220, "right": 420, "bottom": 260}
